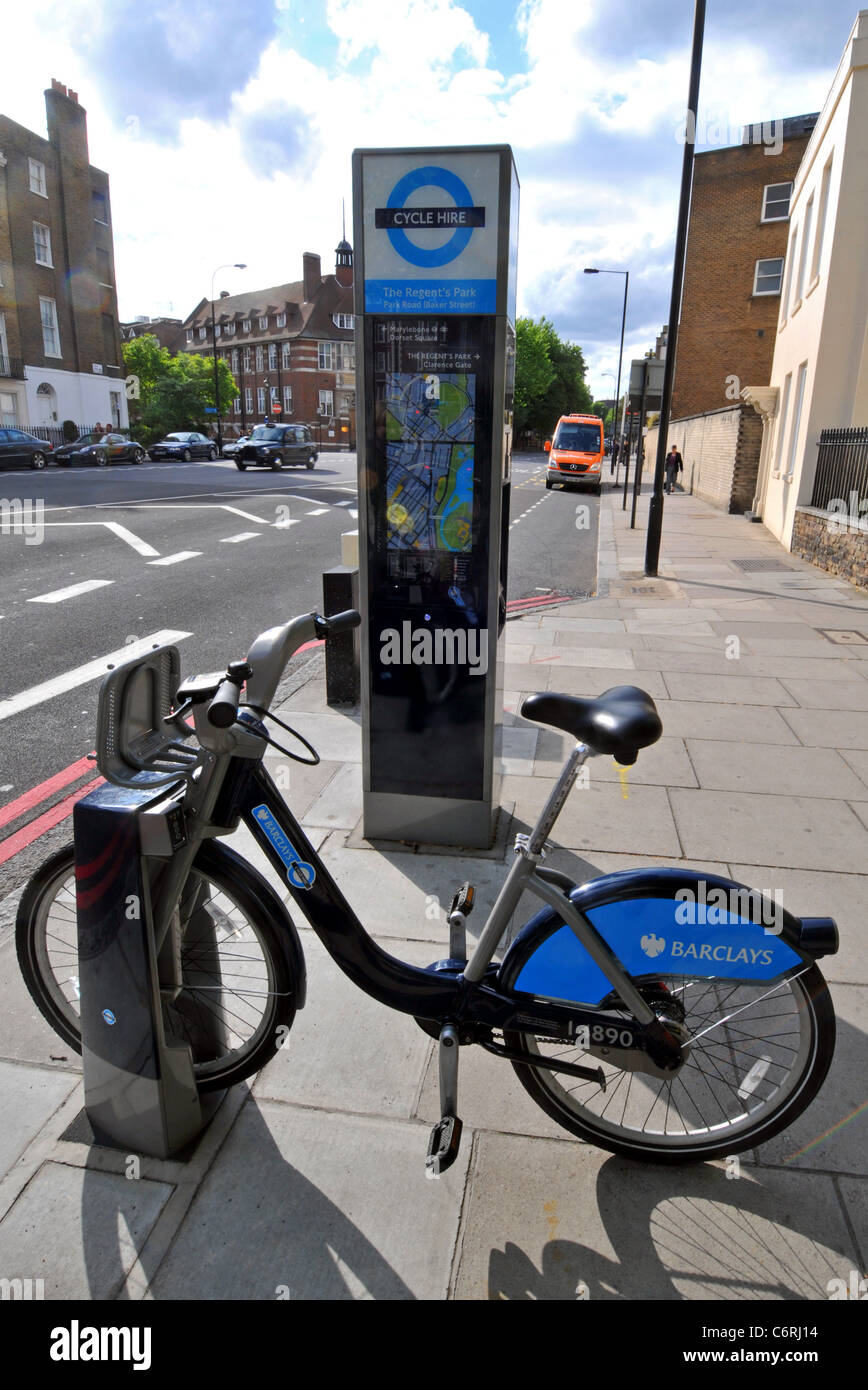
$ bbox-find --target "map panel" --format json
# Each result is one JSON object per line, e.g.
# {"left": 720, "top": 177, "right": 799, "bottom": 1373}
{"left": 384, "top": 372, "right": 475, "bottom": 552}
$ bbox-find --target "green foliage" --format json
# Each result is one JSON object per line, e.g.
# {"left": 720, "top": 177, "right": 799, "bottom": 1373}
{"left": 122, "top": 336, "right": 237, "bottom": 444}
{"left": 514, "top": 316, "right": 594, "bottom": 438}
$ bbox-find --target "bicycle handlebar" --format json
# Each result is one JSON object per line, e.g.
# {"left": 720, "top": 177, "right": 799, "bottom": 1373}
{"left": 207, "top": 678, "right": 243, "bottom": 728}
{"left": 316, "top": 609, "right": 362, "bottom": 638}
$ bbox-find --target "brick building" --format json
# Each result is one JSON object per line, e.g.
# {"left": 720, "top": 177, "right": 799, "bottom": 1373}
{"left": 182, "top": 241, "right": 355, "bottom": 448}
{"left": 120, "top": 316, "right": 184, "bottom": 352}
{"left": 671, "top": 115, "right": 819, "bottom": 421}
{"left": 0, "top": 81, "right": 126, "bottom": 432}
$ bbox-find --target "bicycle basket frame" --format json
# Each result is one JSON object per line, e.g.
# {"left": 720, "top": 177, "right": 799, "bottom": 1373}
{"left": 95, "top": 644, "right": 199, "bottom": 788}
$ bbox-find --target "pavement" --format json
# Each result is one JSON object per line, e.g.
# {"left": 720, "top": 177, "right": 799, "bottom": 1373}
{"left": 1, "top": 476, "right": 867, "bottom": 1302}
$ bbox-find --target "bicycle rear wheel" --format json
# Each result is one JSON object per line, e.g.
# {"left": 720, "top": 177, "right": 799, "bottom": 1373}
{"left": 16, "top": 840, "right": 300, "bottom": 1091}
{"left": 500, "top": 924, "right": 835, "bottom": 1163}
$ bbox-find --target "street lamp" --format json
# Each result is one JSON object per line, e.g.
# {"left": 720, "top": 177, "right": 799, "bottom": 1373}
{"left": 211, "top": 262, "right": 246, "bottom": 453}
{"left": 584, "top": 266, "right": 629, "bottom": 482}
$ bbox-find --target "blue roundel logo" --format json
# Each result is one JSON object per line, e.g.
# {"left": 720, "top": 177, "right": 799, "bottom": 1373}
{"left": 386, "top": 166, "right": 475, "bottom": 268}
{"left": 102, "top": 1009, "right": 116, "bottom": 1025}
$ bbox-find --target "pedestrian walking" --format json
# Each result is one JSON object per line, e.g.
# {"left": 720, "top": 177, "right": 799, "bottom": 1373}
{"left": 665, "top": 444, "right": 683, "bottom": 494}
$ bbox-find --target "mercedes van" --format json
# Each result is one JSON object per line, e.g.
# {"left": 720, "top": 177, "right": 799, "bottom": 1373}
{"left": 544, "top": 414, "right": 605, "bottom": 493}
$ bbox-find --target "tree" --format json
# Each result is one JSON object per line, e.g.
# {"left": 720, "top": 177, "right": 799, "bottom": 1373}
{"left": 535, "top": 319, "right": 593, "bottom": 430}
{"left": 123, "top": 334, "right": 172, "bottom": 423}
{"left": 514, "top": 317, "right": 555, "bottom": 434}
{"left": 514, "top": 316, "right": 595, "bottom": 441}
{"left": 122, "top": 336, "right": 237, "bottom": 443}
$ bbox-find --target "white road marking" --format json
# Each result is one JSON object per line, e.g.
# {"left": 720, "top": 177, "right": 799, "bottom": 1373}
{"left": 348, "top": 509, "right": 358, "bottom": 519}
{"left": 148, "top": 551, "right": 202, "bottom": 566}
{"left": 0, "top": 629, "right": 192, "bottom": 723}
{"left": 273, "top": 517, "right": 300, "bottom": 529}
{"left": 221, "top": 505, "right": 270, "bottom": 524}
{"left": 103, "top": 521, "right": 160, "bottom": 557}
{"left": 305, "top": 509, "right": 329, "bottom": 517}
{"left": 29, "top": 579, "right": 114, "bottom": 604}
{"left": 220, "top": 531, "right": 261, "bottom": 543}
{"left": 336, "top": 500, "right": 355, "bottom": 507}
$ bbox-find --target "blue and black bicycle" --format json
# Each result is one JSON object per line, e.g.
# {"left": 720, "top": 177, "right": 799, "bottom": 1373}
{"left": 16, "top": 609, "right": 838, "bottom": 1171}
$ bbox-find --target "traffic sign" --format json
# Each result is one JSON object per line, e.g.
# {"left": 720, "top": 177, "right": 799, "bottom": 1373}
{"left": 272, "top": 402, "right": 282, "bottom": 413}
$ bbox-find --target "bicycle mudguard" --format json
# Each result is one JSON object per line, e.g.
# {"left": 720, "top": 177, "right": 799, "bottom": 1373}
{"left": 499, "top": 867, "right": 837, "bottom": 1007}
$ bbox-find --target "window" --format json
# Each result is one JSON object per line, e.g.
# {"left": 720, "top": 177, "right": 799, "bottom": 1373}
{"left": 257, "top": 386, "right": 266, "bottom": 413}
{"left": 242, "top": 319, "right": 251, "bottom": 332}
{"left": 333, "top": 313, "right": 354, "bottom": 329}
{"left": 276, "top": 313, "right": 286, "bottom": 328}
{"left": 318, "top": 389, "right": 334, "bottom": 416}
{"left": 102, "top": 313, "right": 118, "bottom": 366}
{"left": 283, "top": 385, "right": 292, "bottom": 414}
{"left": 29, "top": 158, "right": 46, "bottom": 196}
{"left": 231, "top": 348, "right": 239, "bottom": 372}
{"left": 225, "top": 321, "right": 235, "bottom": 335}
{"left": 233, "top": 396, "right": 241, "bottom": 414}
{"left": 109, "top": 390, "right": 121, "bottom": 427}
{"left": 186, "top": 329, "right": 194, "bottom": 343}
{"left": 245, "top": 387, "right": 253, "bottom": 413}
{"left": 773, "top": 374, "right": 792, "bottom": 474}
{"left": 796, "top": 196, "right": 814, "bottom": 303}
{"left": 761, "top": 182, "right": 792, "bottom": 221}
{"left": 281, "top": 342, "right": 291, "bottom": 369}
{"left": 39, "top": 297, "right": 61, "bottom": 356}
{"left": 214, "top": 323, "right": 221, "bottom": 337}
{"left": 270, "top": 385, "right": 279, "bottom": 408}
{"left": 753, "top": 258, "right": 784, "bottom": 296}
{"left": 199, "top": 326, "right": 207, "bottom": 340}
{"left": 318, "top": 340, "right": 354, "bottom": 370}
{"left": 96, "top": 247, "right": 112, "bottom": 286}
{"left": 258, "top": 315, "right": 268, "bottom": 330}
{"left": 242, "top": 347, "right": 252, "bottom": 371}
{"left": 92, "top": 191, "right": 108, "bottom": 224}
{"left": 255, "top": 345, "right": 264, "bottom": 372}
{"left": 33, "top": 222, "right": 52, "bottom": 266}
{"left": 268, "top": 343, "right": 277, "bottom": 371}
{"left": 0, "top": 310, "right": 9, "bottom": 364}
{"left": 811, "top": 156, "right": 833, "bottom": 284}
{"left": 785, "top": 362, "right": 808, "bottom": 479}
{"left": 780, "top": 228, "right": 797, "bottom": 322}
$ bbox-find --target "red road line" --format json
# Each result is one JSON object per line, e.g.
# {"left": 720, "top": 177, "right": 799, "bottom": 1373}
{"left": 507, "top": 594, "right": 573, "bottom": 610}
{"left": 295, "top": 639, "right": 325, "bottom": 654}
{"left": 0, "top": 753, "right": 96, "bottom": 830}
{"left": 0, "top": 776, "right": 104, "bottom": 867}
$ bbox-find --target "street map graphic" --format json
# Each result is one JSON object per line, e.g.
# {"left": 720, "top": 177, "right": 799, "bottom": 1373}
{"left": 385, "top": 372, "right": 475, "bottom": 552}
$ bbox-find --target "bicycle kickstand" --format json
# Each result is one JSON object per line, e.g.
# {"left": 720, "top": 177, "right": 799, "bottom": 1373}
{"left": 425, "top": 1023, "right": 463, "bottom": 1179}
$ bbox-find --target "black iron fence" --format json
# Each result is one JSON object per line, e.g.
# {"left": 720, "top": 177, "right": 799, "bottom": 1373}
{"left": 25, "top": 423, "right": 130, "bottom": 449}
{"left": 811, "top": 427, "right": 868, "bottom": 512}
{"left": 0, "top": 354, "right": 25, "bottom": 379}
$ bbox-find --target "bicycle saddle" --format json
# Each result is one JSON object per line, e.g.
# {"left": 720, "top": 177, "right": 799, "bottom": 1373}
{"left": 521, "top": 687, "right": 663, "bottom": 765}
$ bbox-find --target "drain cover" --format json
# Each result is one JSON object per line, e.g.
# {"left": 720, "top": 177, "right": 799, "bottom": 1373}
{"left": 818, "top": 629, "right": 868, "bottom": 646}
{"left": 730, "top": 557, "right": 797, "bottom": 573}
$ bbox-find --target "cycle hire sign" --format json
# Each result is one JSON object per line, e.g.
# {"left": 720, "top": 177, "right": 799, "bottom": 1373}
{"left": 361, "top": 152, "right": 500, "bottom": 314}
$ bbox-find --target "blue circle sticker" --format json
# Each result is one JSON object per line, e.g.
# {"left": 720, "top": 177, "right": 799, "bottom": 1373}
{"left": 102, "top": 1009, "right": 116, "bottom": 1026}
{"left": 386, "top": 166, "right": 475, "bottom": 268}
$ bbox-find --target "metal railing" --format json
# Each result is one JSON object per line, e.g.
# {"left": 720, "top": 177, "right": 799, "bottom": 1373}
{"left": 0, "top": 354, "right": 25, "bottom": 379}
{"left": 24, "top": 423, "right": 130, "bottom": 449}
{"left": 811, "top": 427, "right": 868, "bottom": 511}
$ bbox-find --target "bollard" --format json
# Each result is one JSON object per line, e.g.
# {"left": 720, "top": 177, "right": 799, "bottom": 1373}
{"left": 323, "top": 565, "right": 360, "bottom": 704}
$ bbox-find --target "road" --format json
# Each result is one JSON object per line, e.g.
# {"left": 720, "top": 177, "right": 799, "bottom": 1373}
{"left": 0, "top": 448, "right": 599, "bottom": 897}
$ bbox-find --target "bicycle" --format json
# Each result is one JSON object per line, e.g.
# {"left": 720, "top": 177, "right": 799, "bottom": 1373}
{"left": 16, "top": 609, "right": 838, "bottom": 1171}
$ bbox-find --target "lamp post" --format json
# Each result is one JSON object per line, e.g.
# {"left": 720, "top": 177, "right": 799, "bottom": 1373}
{"left": 597, "top": 370, "right": 617, "bottom": 475}
{"left": 211, "top": 262, "right": 246, "bottom": 454}
{"left": 584, "top": 267, "right": 629, "bottom": 486}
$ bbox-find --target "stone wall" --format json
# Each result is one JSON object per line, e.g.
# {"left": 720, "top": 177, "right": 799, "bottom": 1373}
{"left": 792, "top": 506, "right": 868, "bottom": 589}
{"left": 644, "top": 402, "right": 762, "bottom": 512}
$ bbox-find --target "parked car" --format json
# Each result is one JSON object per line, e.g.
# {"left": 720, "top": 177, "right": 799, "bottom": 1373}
{"left": 148, "top": 432, "right": 218, "bottom": 462}
{"left": 54, "top": 431, "right": 146, "bottom": 467}
{"left": 236, "top": 424, "right": 317, "bottom": 471}
{"left": 0, "top": 428, "right": 53, "bottom": 470}
{"left": 221, "top": 435, "right": 250, "bottom": 459}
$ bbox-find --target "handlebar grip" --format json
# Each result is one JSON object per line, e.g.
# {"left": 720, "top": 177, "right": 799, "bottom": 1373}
{"left": 318, "top": 609, "right": 361, "bottom": 637}
{"left": 207, "top": 678, "right": 242, "bottom": 728}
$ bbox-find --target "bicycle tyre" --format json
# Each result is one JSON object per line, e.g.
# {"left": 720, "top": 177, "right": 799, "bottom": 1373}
{"left": 16, "top": 840, "right": 300, "bottom": 1092}
{"left": 500, "top": 919, "right": 835, "bottom": 1163}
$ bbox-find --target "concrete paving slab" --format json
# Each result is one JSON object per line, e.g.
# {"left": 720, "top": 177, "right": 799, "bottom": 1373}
{"left": 840, "top": 749, "right": 868, "bottom": 792}
{"left": 625, "top": 620, "right": 717, "bottom": 637}
{"left": 259, "top": 754, "right": 342, "bottom": 819}
{"left": 502, "top": 774, "right": 681, "bottom": 857}
{"left": 303, "top": 761, "right": 363, "bottom": 830}
{"left": 836, "top": 1178, "right": 868, "bottom": 1275}
{"left": 652, "top": 699, "right": 801, "bottom": 744}
{"left": 778, "top": 677, "right": 868, "bottom": 711}
{"left": 150, "top": 1102, "right": 467, "bottom": 1300}
{"left": 415, "top": 1034, "right": 568, "bottom": 1141}
{"left": 669, "top": 788, "right": 868, "bottom": 871}
{"left": 521, "top": 646, "right": 636, "bottom": 670}
{"left": 0, "top": 932, "right": 82, "bottom": 1073}
{"left": 753, "top": 982, "right": 867, "bottom": 1176}
{"left": 500, "top": 725, "right": 539, "bottom": 775}
{"left": 685, "top": 739, "right": 868, "bottom": 799}
{"left": 659, "top": 673, "right": 797, "bottom": 705}
{"left": 781, "top": 708, "right": 868, "bottom": 750}
{"left": 0, "top": 1062, "right": 79, "bottom": 1181}
{"left": 533, "top": 729, "right": 696, "bottom": 787}
{"left": 0, "top": 1160, "right": 173, "bottom": 1300}
{"left": 730, "top": 862, "right": 868, "bottom": 982}
{"left": 452, "top": 1134, "right": 860, "bottom": 1300}
{"left": 270, "top": 709, "right": 362, "bottom": 761}
{"left": 254, "top": 932, "right": 435, "bottom": 1117}
{"left": 548, "top": 629, "right": 643, "bottom": 649}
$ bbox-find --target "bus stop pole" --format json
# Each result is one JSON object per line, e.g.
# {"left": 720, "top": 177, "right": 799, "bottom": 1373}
{"left": 645, "top": 0, "right": 706, "bottom": 575}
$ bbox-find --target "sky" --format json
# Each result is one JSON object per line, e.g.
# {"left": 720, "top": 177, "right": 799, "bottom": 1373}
{"left": 2, "top": 0, "right": 862, "bottom": 399}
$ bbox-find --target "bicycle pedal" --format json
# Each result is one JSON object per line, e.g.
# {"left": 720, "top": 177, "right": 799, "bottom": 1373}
{"left": 448, "top": 882, "right": 475, "bottom": 918}
{"left": 425, "top": 1114, "right": 463, "bottom": 1178}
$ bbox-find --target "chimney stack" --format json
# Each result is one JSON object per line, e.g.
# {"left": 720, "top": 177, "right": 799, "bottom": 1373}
{"left": 302, "top": 252, "right": 321, "bottom": 302}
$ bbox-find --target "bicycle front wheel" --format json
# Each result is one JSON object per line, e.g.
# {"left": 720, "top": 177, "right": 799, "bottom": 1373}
{"left": 16, "top": 840, "right": 300, "bottom": 1091}
{"left": 501, "top": 938, "right": 835, "bottom": 1162}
